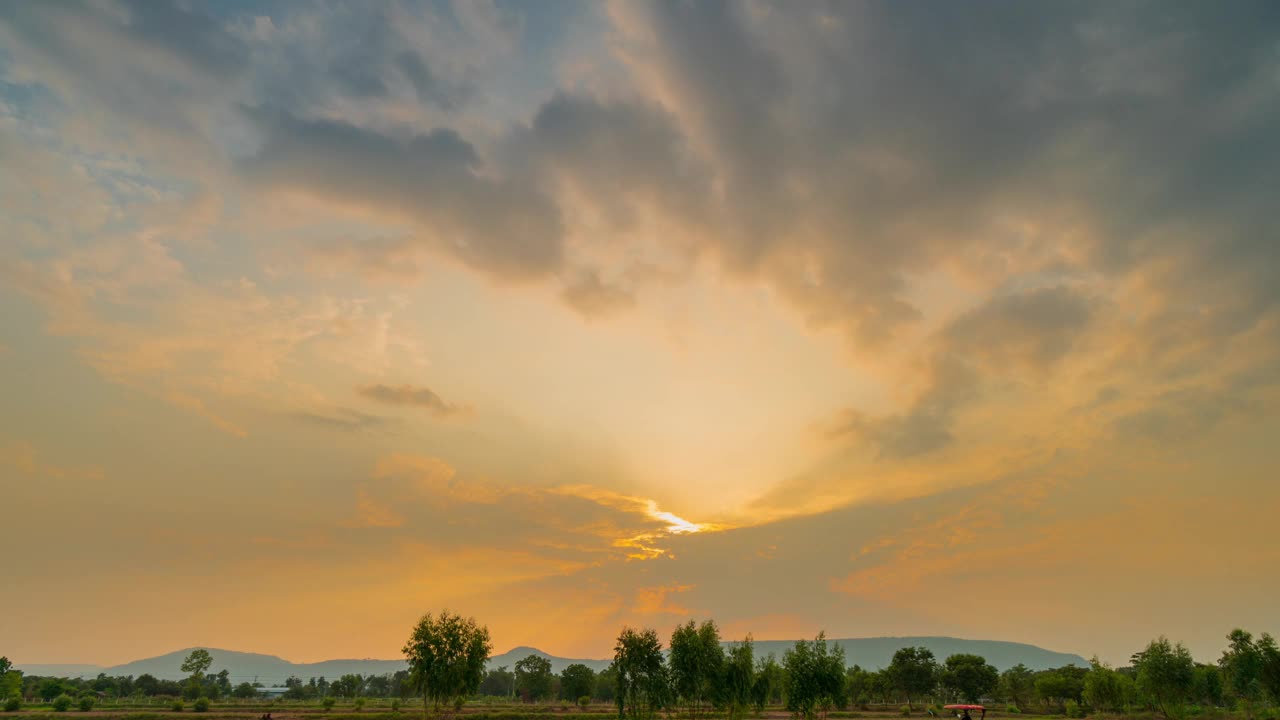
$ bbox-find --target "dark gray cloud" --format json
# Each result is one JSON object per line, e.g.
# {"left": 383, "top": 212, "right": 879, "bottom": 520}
{"left": 617, "top": 0, "right": 1280, "bottom": 347}
{"left": 357, "top": 384, "right": 465, "bottom": 417}
{"left": 241, "top": 109, "right": 565, "bottom": 281}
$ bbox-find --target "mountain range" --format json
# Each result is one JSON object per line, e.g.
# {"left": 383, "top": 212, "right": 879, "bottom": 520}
{"left": 16, "top": 637, "right": 1088, "bottom": 684}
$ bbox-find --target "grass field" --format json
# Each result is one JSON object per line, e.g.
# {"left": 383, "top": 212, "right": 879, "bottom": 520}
{"left": 1, "top": 702, "right": 1262, "bottom": 720}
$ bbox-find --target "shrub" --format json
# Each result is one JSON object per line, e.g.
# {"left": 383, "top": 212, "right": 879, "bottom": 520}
{"left": 1064, "top": 701, "right": 1086, "bottom": 719}
{"left": 901, "top": 706, "right": 912, "bottom": 717}
{"left": 578, "top": 696, "right": 591, "bottom": 709}
{"left": 4, "top": 698, "right": 20, "bottom": 712}
{"left": 390, "top": 700, "right": 400, "bottom": 712}
{"left": 171, "top": 701, "right": 184, "bottom": 712}
{"left": 53, "top": 695, "right": 74, "bottom": 712}
{"left": 1006, "top": 706, "right": 1020, "bottom": 714}
{"left": 193, "top": 698, "right": 210, "bottom": 713}
{"left": 323, "top": 698, "right": 337, "bottom": 711}
{"left": 78, "top": 697, "right": 95, "bottom": 712}
{"left": 354, "top": 698, "right": 366, "bottom": 711}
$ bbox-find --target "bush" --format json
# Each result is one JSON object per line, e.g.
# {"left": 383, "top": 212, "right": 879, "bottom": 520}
{"left": 1064, "top": 701, "right": 1086, "bottom": 719}
{"left": 4, "top": 698, "right": 20, "bottom": 712}
{"left": 171, "top": 701, "right": 184, "bottom": 712}
{"left": 193, "top": 698, "right": 210, "bottom": 713}
{"left": 901, "top": 706, "right": 912, "bottom": 717}
{"left": 53, "top": 695, "right": 74, "bottom": 712}
{"left": 354, "top": 698, "right": 366, "bottom": 711}
{"left": 390, "top": 700, "right": 401, "bottom": 712}
{"left": 578, "top": 696, "right": 591, "bottom": 709}
{"left": 78, "top": 697, "right": 95, "bottom": 712}
{"left": 323, "top": 698, "right": 337, "bottom": 711}
{"left": 1006, "top": 706, "right": 1020, "bottom": 714}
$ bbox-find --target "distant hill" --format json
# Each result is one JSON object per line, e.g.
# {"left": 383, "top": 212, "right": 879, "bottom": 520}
{"left": 747, "top": 637, "right": 1087, "bottom": 672}
{"left": 16, "top": 637, "right": 1086, "bottom": 683}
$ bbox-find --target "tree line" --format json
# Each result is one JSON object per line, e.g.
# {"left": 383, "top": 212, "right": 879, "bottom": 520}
{"left": 5, "top": 621, "right": 1280, "bottom": 718}
{"left": 401, "top": 613, "right": 1280, "bottom": 720}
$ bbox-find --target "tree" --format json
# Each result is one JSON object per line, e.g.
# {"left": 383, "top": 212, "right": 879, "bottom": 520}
{"left": 1191, "top": 664, "right": 1223, "bottom": 707}
{"left": 515, "top": 655, "right": 553, "bottom": 702}
{"left": 595, "top": 667, "right": 619, "bottom": 703}
{"left": 40, "top": 679, "right": 66, "bottom": 702}
{"left": 722, "top": 637, "right": 755, "bottom": 720}
{"left": 940, "top": 654, "right": 998, "bottom": 704}
{"left": 669, "top": 620, "right": 725, "bottom": 719}
{"left": 845, "top": 665, "right": 875, "bottom": 708}
{"left": 0, "top": 660, "right": 9, "bottom": 676}
{"left": 1133, "top": 637, "right": 1194, "bottom": 717}
{"left": 783, "top": 633, "right": 846, "bottom": 720}
{"left": 561, "top": 664, "right": 597, "bottom": 702}
{"left": 887, "top": 647, "right": 938, "bottom": 709}
{"left": 752, "top": 654, "right": 781, "bottom": 712}
{"left": 1, "top": 670, "right": 21, "bottom": 701}
{"left": 999, "top": 665, "right": 1034, "bottom": 709}
{"left": 1035, "top": 667, "right": 1086, "bottom": 710}
{"left": 232, "top": 683, "right": 259, "bottom": 699}
{"left": 479, "top": 667, "right": 515, "bottom": 698}
{"left": 1220, "top": 629, "right": 1262, "bottom": 703}
{"left": 1083, "top": 658, "right": 1129, "bottom": 712}
{"left": 181, "top": 649, "right": 213, "bottom": 679}
{"left": 181, "top": 650, "right": 214, "bottom": 700}
{"left": 613, "top": 626, "right": 668, "bottom": 720}
{"left": 402, "top": 610, "right": 492, "bottom": 715}
{"left": 1256, "top": 634, "right": 1280, "bottom": 705}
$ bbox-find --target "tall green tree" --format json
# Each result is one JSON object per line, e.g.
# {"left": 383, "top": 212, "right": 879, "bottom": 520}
{"left": 1220, "top": 629, "right": 1262, "bottom": 703}
{"left": 181, "top": 649, "right": 213, "bottom": 679}
{"left": 783, "top": 633, "right": 846, "bottom": 720}
{"left": 1083, "top": 658, "right": 1130, "bottom": 712}
{"left": 669, "top": 620, "right": 725, "bottom": 719}
{"left": 887, "top": 647, "right": 938, "bottom": 709}
{"left": 561, "top": 664, "right": 597, "bottom": 702}
{"left": 752, "top": 654, "right": 782, "bottom": 712}
{"left": 1133, "top": 637, "right": 1195, "bottom": 717}
{"left": 722, "top": 637, "right": 755, "bottom": 720}
{"left": 181, "top": 649, "right": 213, "bottom": 700}
{"left": 515, "top": 655, "right": 553, "bottom": 702}
{"left": 940, "top": 654, "right": 998, "bottom": 704}
{"left": 1256, "top": 634, "right": 1280, "bottom": 705}
{"left": 402, "top": 610, "right": 492, "bottom": 715}
{"left": 613, "top": 627, "right": 668, "bottom": 720}
{"left": 999, "top": 664, "right": 1034, "bottom": 709}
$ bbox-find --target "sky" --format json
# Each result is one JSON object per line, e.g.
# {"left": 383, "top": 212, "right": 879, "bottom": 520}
{"left": 1, "top": 0, "right": 1279, "bottom": 669}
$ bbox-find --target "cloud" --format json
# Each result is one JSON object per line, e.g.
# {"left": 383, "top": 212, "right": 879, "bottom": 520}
{"left": 348, "top": 453, "right": 721, "bottom": 564}
{"left": 240, "top": 110, "right": 566, "bottom": 283}
{"left": 358, "top": 384, "right": 466, "bottom": 417}
{"left": 292, "top": 407, "right": 396, "bottom": 433}
{"left": 559, "top": 269, "right": 636, "bottom": 320}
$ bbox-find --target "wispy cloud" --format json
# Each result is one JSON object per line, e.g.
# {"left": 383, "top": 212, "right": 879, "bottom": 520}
{"left": 357, "top": 384, "right": 468, "bottom": 417}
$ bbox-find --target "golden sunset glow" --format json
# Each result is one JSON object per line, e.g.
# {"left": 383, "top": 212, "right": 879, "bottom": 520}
{"left": 2, "top": 0, "right": 1279, "bottom": 671}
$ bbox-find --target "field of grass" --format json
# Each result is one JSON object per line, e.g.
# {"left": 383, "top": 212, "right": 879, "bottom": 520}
{"left": 1, "top": 701, "right": 1264, "bottom": 720}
